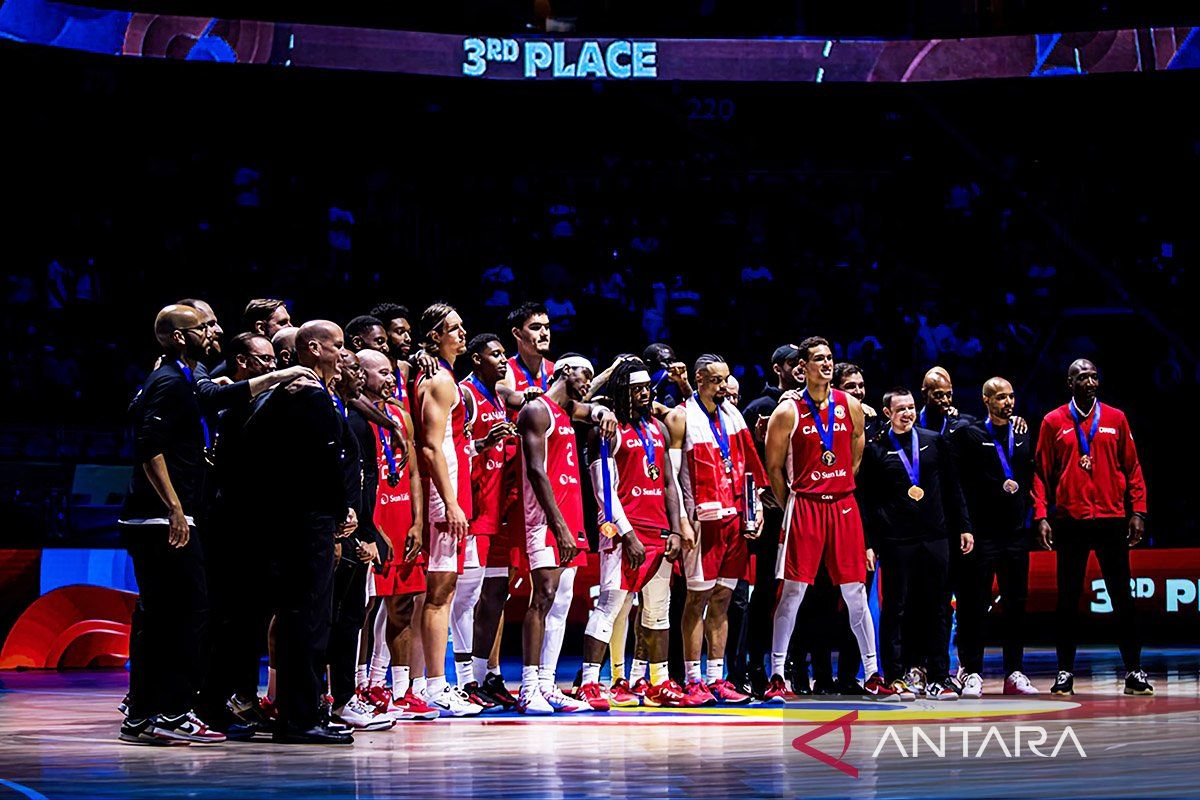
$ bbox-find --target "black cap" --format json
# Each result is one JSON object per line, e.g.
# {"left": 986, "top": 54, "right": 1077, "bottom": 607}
{"left": 771, "top": 344, "right": 800, "bottom": 366}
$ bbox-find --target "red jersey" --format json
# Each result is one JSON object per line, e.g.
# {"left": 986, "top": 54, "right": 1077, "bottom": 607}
{"left": 522, "top": 396, "right": 587, "bottom": 543}
{"left": 462, "top": 375, "right": 515, "bottom": 535}
{"left": 1031, "top": 401, "right": 1147, "bottom": 521}
{"left": 508, "top": 355, "right": 555, "bottom": 393}
{"left": 371, "top": 409, "right": 414, "bottom": 547}
{"left": 611, "top": 418, "right": 670, "bottom": 536}
{"left": 413, "top": 368, "right": 473, "bottom": 522}
{"left": 786, "top": 389, "right": 856, "bottom": 496}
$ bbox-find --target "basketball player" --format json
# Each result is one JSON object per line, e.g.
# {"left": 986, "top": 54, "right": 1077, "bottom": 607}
{"left": 452, "top": 333, "right": 522, "bottom": 710}
{"left": 1032, "top": 359, "right": 1151, "bottom": 696}
{"left": 412, "top": 303, "right": 483, "bottom": 717}
{"left": 515, "top": 355, "right": 617, "bottom": 714}
{"left": 346, "top": 315, "right": 389, "bottom": 356}
{"left": 503, "top": 302, "right": 554, "bottom": 397}
{"left": 355, "top": 349, "right": 439, "bottom": 721}
{"left": 578, "top": 361, "right": 693, "bottom": 709}
{"left": 764, "top": 337, "right": 898, "bottom": 703}
{"left": 666, "top": 354, "right": 765, "bottom": 706}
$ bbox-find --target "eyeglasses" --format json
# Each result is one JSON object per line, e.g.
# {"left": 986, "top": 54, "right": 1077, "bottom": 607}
{"left": 176, "top": 325, "right": 208, "bottom": 336}
{"left": 249, "top": 352, "right": 277, "bottom": 366}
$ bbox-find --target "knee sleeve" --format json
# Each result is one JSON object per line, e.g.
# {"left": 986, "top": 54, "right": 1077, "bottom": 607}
{"left": 640, "top": 572, "right": 671, "bottom": 631}
{"left": 771, "top": 579, "right": 808, "bottom": 654}
{"left": 584, "top": 589, "right": 627, "bottom": 643}
{"left": 449, "top": 567, "right": 485, "bottom": 653}
{"left": 545, "top": 568, "right": 575, "bottom": 635}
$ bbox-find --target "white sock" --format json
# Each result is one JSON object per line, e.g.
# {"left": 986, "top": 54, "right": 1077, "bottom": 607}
{"left": 521, "top": 665, "right": 539, "bottom": 694}
{"left": 771, "top": 579, "right": 808, "bottom": 678}
{"left": 413, "top": 676, "right": 427, "bottom": 697}
{"left": 369, "top": 653, "right": 389, "bottom": 687}
{"left": 630, "top": 658, "right": 648, "bottom": 683}
{"left": 267, "top": 667, "right": 277, "bottom": 701}
{"left": 454, "top": 657, "right": 473, "bottom": 689}
{"left": 355, "top": 665, "right": 368, "bottom": 689}
{"left": 390, "top": 666, "right": 410, "bottom": 698}
{"left": 472, "top": 656, "right": 490, "bottom": 685}
{"left": 685, "top": 660, "right": 702, "bottom": 683}
{"left": 650, "top": 662, "right": 669, "bottom": 685}
{"left": 488, "top": 664, "right": 502, "bottom": 677}
{"left": 841, "top": 582, "right": 880, "bottom": 678}
{"left": 582, "top": 662, "right": 602, "bottom": 685}
{"left": 538, "top": 664, "right": 557, "bottom": 692}
{"left": 427, "top": 675, "right": 447, "bottom": 697}
{"left": 707, "top": 658, "right": 724, "bottom": 684}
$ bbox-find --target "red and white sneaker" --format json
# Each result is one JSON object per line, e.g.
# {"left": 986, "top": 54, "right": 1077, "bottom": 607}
{"left": 394, "top": 690, "right": 440, "bottom": 721}
{"left": 258, "top": 697, "right": 279, "bottom": 721}
{"left": 1003, "top": 671, "right": 1039, "bottom": 696}
{"left": 643, "top": 680, "right": 687, "bottom": 708}
{"left": 363, "top": 685, "right": 394, "bottom": 716}
{"left": 864, "top": 673, "right": 902, "bottom": 702}
{"left": 516, "top": 686, "right": 553, "bottom": 715}
{"left": 630, "top": 677, "right": 651, "bottom": 699}
{"left": 149, "top": 712, "right": 227, "bottom": 744}
{"left": 608, "top": 678, "right": 640, "bottom": 708}
{"left": 762, "top": 674, "right": 790, "bottom": 705}
{"left": 708, "top": 678, "right": 752, "bottom": 705}
{"left": 576, "top": 682, "right": 612, "bottom": 712}
{"left": 542, "top": 685, "right": 592, "bottom": 713}
{"left": 683, "top": 679, "right": 717, "bottom": 707}
{"left": 334, "top": 696, "right": 395, "bottom": 731}
{"left": 462, "top": 682, "right": 502, "bottom": 714}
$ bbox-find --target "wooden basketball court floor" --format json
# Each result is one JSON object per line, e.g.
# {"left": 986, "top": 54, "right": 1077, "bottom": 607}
{"left": 1, "top": 647, "right": 1198, "bottom": 800}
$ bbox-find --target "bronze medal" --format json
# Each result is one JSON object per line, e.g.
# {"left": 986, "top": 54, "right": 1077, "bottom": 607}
{"left": 387, "top": 472, "right": 400, "bottom": 488}
{"left": 648, "top": 464, "right": 661, "bottom": 481}
{"left": 1079, "top": 454, "right": 1093, "bottom": 471}
{"left": 599, "top": 521, "right": 620, "bottom": 540}
{"left": 821, "top": 450, "right": 837, "bottom": 467}
{"left": 907, "top": 485, "right": 924, "bottom": 501}
{"left": 1002, "top": 479, "right": 1019, "bottom": 494}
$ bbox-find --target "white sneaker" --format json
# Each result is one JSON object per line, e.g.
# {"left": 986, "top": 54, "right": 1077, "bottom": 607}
{"left": 541, "top": 685, "right": 591, "bottom": 713}
{"left": 1004, "top": 671, "right": 1039, "bottom": 695}
{"left": 905, "top": 667, "right": 927, "bottom": 695}
{"left": 961, "top": 672, "right": 984, "bottom": 698}
{"left": 515, "top": 686, "right": 554, "bottom": 715}
{"left": 429, "top": 685, "right": 483, "bottom": 718}
{"left": 334, "top": 697, "right": 395, "bottom": 731}
{"left": 925, "top": 681, "right": 959, "bottom": 701}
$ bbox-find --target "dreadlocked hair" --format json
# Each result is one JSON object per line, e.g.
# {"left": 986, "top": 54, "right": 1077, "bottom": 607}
{"left": 606, "top": 357, "right": 650, "bottom": 426}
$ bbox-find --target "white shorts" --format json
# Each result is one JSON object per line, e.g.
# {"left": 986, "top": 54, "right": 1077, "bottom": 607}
{"left": 526, "top": 524, "right": 587, "bottom": 571}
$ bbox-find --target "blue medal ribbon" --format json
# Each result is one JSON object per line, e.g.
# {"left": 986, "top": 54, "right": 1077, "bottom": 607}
{"left": 919, "top": 407, "right": 948, "bottom": 435}
{"left": 176, "top": 361, "right": 212, "bottom": 450}
{"left": 330, "top": 392, "right": 347, "bottom": 419}
{"left": 516, "top": 357, "right": 547, "bottom": 391}
{"left": 634, "top": 418, "right": 659, "bottom": 478}
{"left": 801, "top": 388, "right": 838, "bottom": 456}
{"left": 694, "top": 392, "right": 732, "bottom": 471}
{"left": 985, "top": 419, "right": 1015, "bottom": 481}
{"left": 470, "top": 375, "right": 501, "bottom": 412}
{"left": 888, "top": 429, "right": 921, "bottom": 489}
{"left": 599, "top": 437, "right": 614, "bottom": 523}
{"left": 377, "top": 407, "right": 400, "bottom": 482}
{"left": 1068, "top": 399, "right": 1102, "bottom": 458}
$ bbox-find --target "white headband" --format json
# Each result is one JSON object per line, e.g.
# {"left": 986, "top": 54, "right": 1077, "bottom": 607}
{"left": 557, "top": 355, "right": 594, "bottom": 375}
{"left": 628, "top": 370, "right": 651, "bottom": 384}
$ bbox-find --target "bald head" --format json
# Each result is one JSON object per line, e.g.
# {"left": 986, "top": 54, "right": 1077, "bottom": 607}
{"left": 358, "top": 348, "right": 396, "bottom": 400}
{"left": 272, "top": 326, "right": 298, "bottom": 368}
{"left": 296, "top": 320, "right": 345, "bottom": 383}
{"left": 922, "top": 366, "right": 952, "bottom": 391}
{"left": 154, "top": 304, "right": 203, "bottom": 356}
{"left": 1068, "top": 359, "right": 1096, "bottom": 379}
{"left": 982, "top": 377, "right": 1012, "bottom": 399}
{"left": 357, "top": 349, "right": 390, "bottom": 371}
{"left": 982, "top": 376, "right": 1015, "bottom": 423}
{"left": 922, "top": 366, "right": 954, "bottom": 413}
{"left": 1067, "top": 358, "right": 1099, "bottom": 404}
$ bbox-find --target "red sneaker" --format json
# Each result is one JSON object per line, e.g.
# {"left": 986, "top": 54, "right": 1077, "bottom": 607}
{"left": 630, "top": 677, "right": 651, "bottom": 698}
{"left": 762, "top": 674, "right": 789, "bottom": 705}
{"left": 462, "top": 682, "right": 501, "bottom": 714}
{"left": 683, "top": 679, "right": 717, "bottom": 707}
{"left": 258, "top": 697, "right": 279, "bottom": 721}
{"left": 864, "top": 673, "right": 901, "bottom": 703}
{"left": 609, "top": 678, "right": 640, "bottom": 708}
{"left": 576, "top": 682, "right": 612, "bottom": 712}
{"left": 644, "top": 680, "right": 687, "bottom": 708}
{"left": 394, "top": 690, "right": 441, "bottom": 721}
{"left": 708, "top": 678, "right": 752, "bottom": 705}
{"left": 364, "top": 685, "right": 393, "bottom": 716}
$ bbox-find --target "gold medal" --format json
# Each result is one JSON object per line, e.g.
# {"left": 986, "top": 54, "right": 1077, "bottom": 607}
{"left": 1002, "top": 479, "right": 1019, "bottom": 494}
{"left": 1079, "top": 454, "right": 1093, "bottom": 471}
{"left": 907, "top": 485, "right": 924, "bottom": 501}
{"left": 648, "top": 464, "right": 661, "bottom": 481}
{"left": 821, "top": 450, "right": 837, "bottom": 466}
{"left": 599, "top": 521, "right": 620, "bottom": 539}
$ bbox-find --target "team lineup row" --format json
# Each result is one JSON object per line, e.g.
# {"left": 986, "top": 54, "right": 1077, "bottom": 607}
{"left": 115, "top": 298, "right": 1151, "bottom": 745}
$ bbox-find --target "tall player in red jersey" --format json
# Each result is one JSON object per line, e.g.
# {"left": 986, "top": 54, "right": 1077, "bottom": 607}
{"left": 515, "top": 354, "right": 617, "bottom": 714}
{"left": 666, "top": 354, "right": 764, "bottom": 706}
{"left": 578, "top": 360, "right": 693, "bottom": 709}
{"left": 451, "top": 333, "right": 523, "bottom": 710}
{"left": 764, "top": 337, "right": 896, "bottom": 702}
{"left": 412, "top": 303, "right": 483, "bottom": 717}
{"left": 503, "top": 302, "right": 555, "bottom": 398}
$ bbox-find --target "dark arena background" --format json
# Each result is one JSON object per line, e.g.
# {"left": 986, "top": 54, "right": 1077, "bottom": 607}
{"left": 0, "top": 0, "right": 1198, "bottom": 797}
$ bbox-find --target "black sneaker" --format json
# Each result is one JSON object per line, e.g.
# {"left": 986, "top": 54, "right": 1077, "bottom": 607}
{"left": 748, "top": 664, "right": 769, "bottom": 700}
{"left": 119, "top": 717, "right": 176, "bottom": 745}
{"left": 117, "top": 694, "right": 131, "bottom": 717}
{"left": 945, "top": 674, "right": 965, "bottom": 696}
{"left": 925, "top": 681, "right": 959, "bottom": 702}
{"left": 1124, "top": 669, "right": 1154, "bottom": 696}
{"left": 148, "top": 711, "right": 228, "bottom": 743}
{"left": 462, "top": 681, "right": 502, "bottom": 713}
{"left": 272, "top": 723, "right": 354, "bottom": 745}
{"left": 482, "top": 672, "right": 518, "bottom": 708}
{"left": 787, "top": 665, "right": 812, "bottom": 696}
{"left": 836, "top": 678, "right": 868, "bottom": 696}
{"left": 1050, "top": 670, "right": 1075, "bottom": 696}
{"left": 812, "top": 680, "right": 839, "bottom": 696}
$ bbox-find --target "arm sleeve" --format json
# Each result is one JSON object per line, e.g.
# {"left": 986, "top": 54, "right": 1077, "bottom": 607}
{"left": 587, "top": 456, "right": 635, "bottom": 537}
{"left": 1118, "top": 414, "right": 1148, "bottom": 515}
{"left": 1031, "top": 416, "right": 1055, "bottom": 520}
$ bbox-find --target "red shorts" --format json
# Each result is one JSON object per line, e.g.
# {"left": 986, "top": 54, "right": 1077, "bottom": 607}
{"left": 372, "top": 558, "right": 426, "bottom": 596}
{"left": 778, "top": 493, "right": 866, "bottom": 585}
{"left": 599, "top": 529, "right": 668, "bottom": 593}
{"left": 682, "top": 516, "right": 747, "bottom": 590}
{"left": 485, "top": 504, "right": 524, "bottom": 571}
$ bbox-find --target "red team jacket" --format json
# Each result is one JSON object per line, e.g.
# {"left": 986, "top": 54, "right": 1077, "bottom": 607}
{"left": 1031, "top": 401, "right": 1147, "bottom": 521}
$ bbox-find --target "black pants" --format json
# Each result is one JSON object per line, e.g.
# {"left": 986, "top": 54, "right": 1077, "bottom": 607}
{"left": 955, "top": 542, "right": 1029, "bottom": 675}
{"left": 746, "top": 505, "right": 784, "bottom": 673}
{"left": 197, "top": 513, "right": 270, "bottom": 721}
{"left": 1053, "top": 517, "right": 1140, "bottom": 672}
{"left": 328, "top": 557, "right": 370, "bottom": 709}
{"left": 726, "top": 579, "right": 751, "bottom": 683}
{"left": 880, "top": 538, "right": 950, "bottom": 682}
{"left": 273, "top": 513, "right": 336, "bottom": 729}
{"left": 787, "top": 566, "right": 837, "bottom": 686}
{"left": 125, "top": 524, "right": 208, "bottom": 720}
